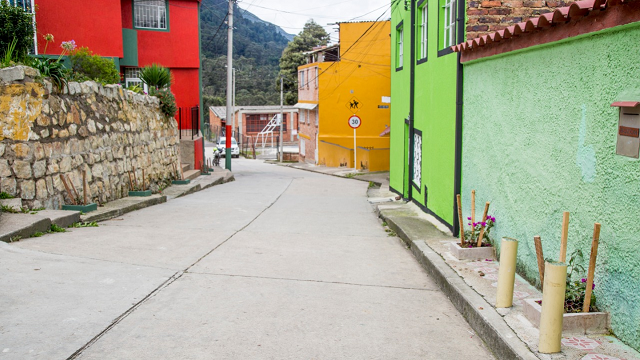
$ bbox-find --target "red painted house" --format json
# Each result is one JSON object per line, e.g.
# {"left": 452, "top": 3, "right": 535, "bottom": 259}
{"left": 33, "top": 0, "right": 203, "bottom": 169}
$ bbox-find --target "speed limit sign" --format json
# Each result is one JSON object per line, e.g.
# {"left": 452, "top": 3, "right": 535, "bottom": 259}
{"left": 348, "top": 115, "right": 362, "bottom": 129}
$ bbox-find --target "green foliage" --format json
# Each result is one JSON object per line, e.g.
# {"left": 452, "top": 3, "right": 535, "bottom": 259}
{"left": 0, "top": 0, "right": 34, "bottom": 60}
{"left": 462, "top": 215, "right": 496, "bottom": 248}
{"left": 31, "top": 231, "right": 45, "bottom": 237}
{"left": 1, "top": 37, "right": 17, "bottom": 67}
{"left": 0, "top": 204, "right": 17, "bottom": 213}
{"left": 564, "top": 249, "right": 597, "bottom": 313}
{"left": 30, "top": 56, "right": 69, "bottom": 89}
{"left": 126, "top": 84, "right": 145, "bottom": 94}
{"left": 69, "top": 221, "right": 99, "bottom": 228}
{"left": 50, "top": 224, "right": 67, "bottom": 233}
{"left": 278, "top": 20, "right": 330, "bottom": 104}
{"left": 0, "top": 192, "right": 14, "bottom": 199}
{"left": 140, "top": 63, "right": 172, "bottom": 89}
{"left": 150, "top": 87, "right": 177, "bottom": 118}
{"left": 68, "top": 47, "right": 120, "bottom": 84}
{"left": 200, "top": 0, "right": 291, "bottom": 109}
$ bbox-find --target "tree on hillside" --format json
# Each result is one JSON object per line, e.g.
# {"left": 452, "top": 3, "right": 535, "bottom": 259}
{"left": 278, "top": 19, "right": 330, "bottom": 105}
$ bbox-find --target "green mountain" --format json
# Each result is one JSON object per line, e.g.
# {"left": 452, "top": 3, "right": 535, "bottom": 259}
{"left": 200, "top": 0, "right": 293, "bottom": 111}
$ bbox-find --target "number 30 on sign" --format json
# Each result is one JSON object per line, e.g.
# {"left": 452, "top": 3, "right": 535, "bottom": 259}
{"left": 348, "top": 115, "right": 362, "bottom": 129}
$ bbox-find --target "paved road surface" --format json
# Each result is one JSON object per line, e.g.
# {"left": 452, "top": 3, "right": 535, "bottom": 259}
{"left": 1, "top": 159, "right": 493, "bottom": 359}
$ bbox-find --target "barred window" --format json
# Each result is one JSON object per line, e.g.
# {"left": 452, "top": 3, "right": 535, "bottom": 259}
{"left": 8, "top": 0, "right": 33, "bottom": 12}
{"left": 134, "top": 0, "right": 167, "bottom": 30}
{"left": 124, "top": 67, "right": 148, "bottom": 92}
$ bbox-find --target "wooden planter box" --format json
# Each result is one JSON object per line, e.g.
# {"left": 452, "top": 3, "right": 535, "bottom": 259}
{"left": 172, "top": 179, "right": 191, "bottom": 185}
{"left": 523, "top": 298, "right": 609, "bottom": 334}
{"left": 129, "top": 190, "right": 152, "bottom": 197}
{"left": 62, "top": 203, "right": 97, "bottom": 213}
{"left": 449, "top": 241, "right": 495, "bottom": 260}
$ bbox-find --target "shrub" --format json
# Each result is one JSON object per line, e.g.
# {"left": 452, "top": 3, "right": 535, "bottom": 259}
{"left": 140, "top": 63, "right": 172, "bottom": 89}
{"left": 29, "top": 56, "right": 69, "bottom": 89}
{"left": 68, "top": 46, "right": 120, "bottom": 84}
{"left": 150, "top": 87, "right": 177, "bottom": 118}
{"left": 0, "top": 0, "right": 34, "bottom": 60}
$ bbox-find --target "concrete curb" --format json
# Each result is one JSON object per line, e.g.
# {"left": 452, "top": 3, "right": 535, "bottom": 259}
{"left": 0, "top": 214, "right": 51, "bottom": 243}
{"left": 380, "top": 211, "right": 539, "bottom": 360}
{"left": 271, "top": 162, "right": 383, "bottom": 187}
{"left": 81, "top": 195, "right": 167, "bottom": 223}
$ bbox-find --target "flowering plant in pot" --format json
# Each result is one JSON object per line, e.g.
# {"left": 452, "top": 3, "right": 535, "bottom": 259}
{"left": 461, "top": 215, "right": 496, "bottom": 248}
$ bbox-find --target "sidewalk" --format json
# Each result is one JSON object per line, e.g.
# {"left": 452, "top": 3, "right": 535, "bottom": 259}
{"left": 369, "top": 188, "right": 640, "bottom": 360}
{"left": 0, "top": 169, "right": 234, "bottom": 242}
{"left": 278, "top": 163, "right": 639, "bottom": 359}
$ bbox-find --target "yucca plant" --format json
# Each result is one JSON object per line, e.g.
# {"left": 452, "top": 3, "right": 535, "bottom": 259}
{"left": 140, "top": 63, "right": 172, "bottom": 90}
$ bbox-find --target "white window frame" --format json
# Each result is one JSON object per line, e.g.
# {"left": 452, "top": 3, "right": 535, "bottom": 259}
{"left": 124, "top": 67, "right": 149, "bottom": 92}
{"left": 299, "top": 70, "right": 305, "bottom": 89}
{"left": 442, "top": 0, "right": 456, "bottom": 48}
{"left": 300, "top": 138, "right": 306, "bottom": 156}
{"left": 413, "top": 132, "right": 422, "bottom": 186}
{"left": 314, "top": 67, "right": 318, "bottom": 89}
{"left": 306, "top": 70, "right": 310, "bottom": 89}
{"left": 315, "top": 109, "right": 318, "bottom": 127}
{"left": 134, "top": 0, "right": 168, "bottom": 30}
{"left": 419, "top": 4, "right": 428, "bottom": 59}
{"left": 9, "top": 0, "right": 37, "bottom": 54}
{"left": 398, "top": 27, "right": 404, "bottom": 67}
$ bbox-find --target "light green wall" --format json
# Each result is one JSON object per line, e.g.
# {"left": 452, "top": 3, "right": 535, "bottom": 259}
{"left": 389, "top": 1, "right": 411, "bottom": 196}
{"left": 412, "top": 0, "right": 458, "bottom": 225}
{"left": 462, "top": 23, "right": 640, "bottom": 351}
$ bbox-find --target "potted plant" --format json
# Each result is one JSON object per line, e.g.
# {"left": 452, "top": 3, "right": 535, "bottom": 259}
{"left": 523, "top": 249, "right": 608, "bottom": 334}
{"left": 450, "top": 192, "right": 496, "bottom": 260}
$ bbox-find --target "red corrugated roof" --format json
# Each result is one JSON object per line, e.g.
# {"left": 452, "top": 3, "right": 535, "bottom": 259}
{"left": 452, "top": 0, "right": 611, "bottom": 53}
{"left": 611, "top": 101, "right": 640, "bottom": 107}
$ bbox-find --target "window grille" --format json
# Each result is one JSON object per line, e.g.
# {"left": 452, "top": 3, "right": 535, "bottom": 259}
{"left": 134, "top": 0, "right": 167, "bottom": 30}
{"left": 124, "top": 68, "right": 148, "bottom": 92}
{"left": 413, "top": 133, "right": 422, "bottom": 186}
{"left": 398, "top": 27, "right": 404, "bottom": 66}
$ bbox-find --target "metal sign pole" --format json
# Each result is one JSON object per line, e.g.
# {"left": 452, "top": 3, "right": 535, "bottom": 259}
{"left": 354, "top": 127, "right": 357, "bottom": 171}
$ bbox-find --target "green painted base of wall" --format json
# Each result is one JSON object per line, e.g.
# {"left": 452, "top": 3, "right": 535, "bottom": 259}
{"left": 61, "top": 203, "right": 98, "bottom": 213}
{"left": 172, "top": 180, "right": 191, "bottom": 185}
{"left": 128, "top": 190, "right": 152, "bottom": 197}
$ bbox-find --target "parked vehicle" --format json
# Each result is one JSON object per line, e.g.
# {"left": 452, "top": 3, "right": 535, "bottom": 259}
{"left": 216, "top": 137, "right": 240, "bottom": 158}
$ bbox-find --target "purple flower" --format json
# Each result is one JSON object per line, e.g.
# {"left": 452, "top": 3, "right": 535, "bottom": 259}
{"left": 467, "top": 217, "right": 471, "bottom": 220}
{"left": 581, "top": 278, "right": 587, "bottom": 283}
{"left": 481, "top": 222, "right": 487, "bottom": 227}
{"left": 60, "top": 40, "right": 77, "bottom": 52}
{"left": 468, "top": 222, "right": 471, "bottom": 225}
{"left": 592, "top": 283, "right": 595, "bottom": 290}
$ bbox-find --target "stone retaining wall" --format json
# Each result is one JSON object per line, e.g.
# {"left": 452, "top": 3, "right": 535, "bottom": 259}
{"left": 0, "top": 66, "right": 180, "bottom": 209}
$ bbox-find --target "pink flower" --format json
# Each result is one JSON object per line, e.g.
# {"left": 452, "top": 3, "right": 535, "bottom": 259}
{"left": 60, "top": 40, "right": 77, "bottom": 52}
{"left": 43, "top": 33, "right": 54, "bottom": 42}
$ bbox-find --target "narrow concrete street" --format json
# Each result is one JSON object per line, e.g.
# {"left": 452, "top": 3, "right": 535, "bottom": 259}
{"left": 1, "top": 159, "right": 493, "bottom": 359}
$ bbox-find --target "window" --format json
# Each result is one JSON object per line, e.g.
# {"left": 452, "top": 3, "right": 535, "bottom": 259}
{"left": 245, "top": 114, "right": 286, "bottom": 133}
{"left": 300, "top": 138, "right": 306, "bottom": 156}
{"left": 299, "top": 71, "right": 305, "bottom": 89}
{"left": 396, "top": 22, "right": 404, "bottom": 71}
{"left": 314, "top": 67, "right": 318, "bottom": 88}
{"left": 306, "top": 70, "right": 310, "bottom": 88}
{"left": 301, "top": 110, "right": 306, "bottom": 124}
{"left": 134, "top": 0, "right": 167, "bottom": 30}
{"left": 418, "top": 1, "right": 428, "bottom": 61}
{"left": 8, "top": 0, "right": 36, "bottom": 54}
{"left": 413, "top": 132, "right": 422, "bottom": 186}
{"left": 124, "top": 67, "right": 148, "bottom": 92}
{"left": 440, "top": 0, "right": 456, "bottom": 49}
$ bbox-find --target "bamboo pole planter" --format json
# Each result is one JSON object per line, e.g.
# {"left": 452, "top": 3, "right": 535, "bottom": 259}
{"left": 450, "top": 190, "right": 496, "bottom": 260}
{"left": 60, "top": 173, "right": 97, "bottom": 213}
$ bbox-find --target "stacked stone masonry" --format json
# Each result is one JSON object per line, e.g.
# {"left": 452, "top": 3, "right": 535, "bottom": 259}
{"left": 0, "top": 66, "right": 180, "bottom": 209}
{"left": 466, "top": 0, "right": 567, "bottom": 40}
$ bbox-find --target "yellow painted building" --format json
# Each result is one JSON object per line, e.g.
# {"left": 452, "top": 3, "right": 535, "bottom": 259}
{"left": 296, "top": 21, "right": 391, "bottom": 171}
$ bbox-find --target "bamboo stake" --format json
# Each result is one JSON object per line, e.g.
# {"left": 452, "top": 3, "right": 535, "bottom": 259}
{"left": 132, "top": 166, "right": 138, "bottom": 189}
{"left": 60, "top": 174, "right": 77, "bottom": 205}
{"left": 82, "top": 170, "right": 87, "bottom": 205}
{"left": 471, "top": 190, "right": 476, "bottom": 224}
{"left": 582, "top": 223, "right": 601, "bottom": 313}
{"left": 179, "top": 163, "right": 184, "bottom": 180}
{"left": 559, "top": 212, "right": 570, "bottom": 262}
{"left": 142, "top": 169, "right": 146, "bottom": 191}
{"left": 534, "top": 236, "right": 545, "bottom": 290}
{"left": 67, "top": 175, "right": 80, "bottom": 205}
{"left": 172, "top": 163, "right": 177, "bottom": 180}
{"left": 456, "top": 194, "right": 465, "bottom": 246}
{"left": 127, "top": 171, "right": 134, "bottom": 191}
{"left": 476, "top": 201, "right": 490, "bottom": 247}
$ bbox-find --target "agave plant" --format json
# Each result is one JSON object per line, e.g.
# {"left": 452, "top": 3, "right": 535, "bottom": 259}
{"left": 139, "top": 63, "right": 172, "bottom": 90}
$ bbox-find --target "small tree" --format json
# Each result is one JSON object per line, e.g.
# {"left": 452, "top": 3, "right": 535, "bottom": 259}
{"left": 68, "top": 47, "right": 120, "bottom": 84}
{"left": 140, "top": 63, "right": 172, "bottom": 90}
{"left": 0, "top": 0, "right": 34, "bottom": 60}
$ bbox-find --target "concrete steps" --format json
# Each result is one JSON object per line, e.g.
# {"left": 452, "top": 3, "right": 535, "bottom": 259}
{"left": 183, "top": 169, "right": 201, "bottom": 181}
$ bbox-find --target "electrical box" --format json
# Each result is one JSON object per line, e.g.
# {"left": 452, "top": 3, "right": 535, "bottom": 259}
{"left": 611, "top": 102, "right": 640, "bottom": 158}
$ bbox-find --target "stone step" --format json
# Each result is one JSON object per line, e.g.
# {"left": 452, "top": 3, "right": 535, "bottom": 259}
{"left": 181, "top": 163, "right": 191, "bottom": 172}
{"left": 183, "top": 169, "right": 200, "bottom": 181}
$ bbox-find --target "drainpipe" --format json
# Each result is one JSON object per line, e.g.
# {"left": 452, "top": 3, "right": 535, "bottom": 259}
{"left": 407, "top": 0, "right": 416, "bottom": 201}
{"left": 452, "top": 0, "right": 465, "bottom": 236}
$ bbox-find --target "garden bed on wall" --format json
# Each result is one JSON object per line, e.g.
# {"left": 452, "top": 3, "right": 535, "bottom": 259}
{"left": 523, "top": 298, "right": 609, "bottom": 334}
{"left": 449, "top": 241, "right": 495, "bottom": 260}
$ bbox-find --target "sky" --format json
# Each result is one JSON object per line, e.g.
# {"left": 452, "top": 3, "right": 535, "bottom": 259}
{"left": 236, "top": 0, "right": 391, "bottom": 43}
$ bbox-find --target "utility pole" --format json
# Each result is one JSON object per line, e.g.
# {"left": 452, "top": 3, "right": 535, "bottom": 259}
{"left": 232, "top": 67, "right": 236, "bottom": 139}
{"left": 225, "top": 0, "right": 234, "bottom": 171}
{"left": 279, "top": 76, "right": 284, "bottom": 162}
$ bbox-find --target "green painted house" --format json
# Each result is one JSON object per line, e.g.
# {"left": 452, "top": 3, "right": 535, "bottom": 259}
{"left": 390, "top": 0, "right": 464, "bottom": 233}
